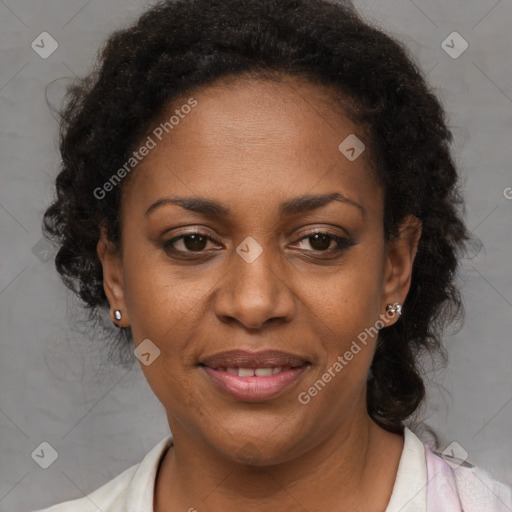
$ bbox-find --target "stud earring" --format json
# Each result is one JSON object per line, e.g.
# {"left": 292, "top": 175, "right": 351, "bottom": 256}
{"left": 112, "top": 309, "right": 122, "bottom": 328}
{"left": 386, "top": 302, "right": 402, "bottom": 317}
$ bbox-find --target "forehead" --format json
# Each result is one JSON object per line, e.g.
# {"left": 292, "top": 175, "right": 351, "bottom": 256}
{"left": 122, "top": 75, "right": 382, "bottom": 221}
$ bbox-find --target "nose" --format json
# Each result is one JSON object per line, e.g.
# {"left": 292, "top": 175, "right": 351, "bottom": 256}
{"left": 213, "top": 242, "right": 296, "bottom": 330}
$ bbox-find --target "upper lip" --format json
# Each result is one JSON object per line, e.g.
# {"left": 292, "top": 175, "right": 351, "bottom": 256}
{"left": 199, "top": 350, "right": 309, "bottom": 369}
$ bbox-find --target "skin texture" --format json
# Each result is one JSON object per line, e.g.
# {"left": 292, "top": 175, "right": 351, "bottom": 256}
{"left": 98, "top": 75, "right": 422, "bottom": 511}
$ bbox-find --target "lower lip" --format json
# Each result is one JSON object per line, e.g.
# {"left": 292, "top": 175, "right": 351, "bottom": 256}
{"left": 201, "top": 365, "right": 309, "bottom": 402}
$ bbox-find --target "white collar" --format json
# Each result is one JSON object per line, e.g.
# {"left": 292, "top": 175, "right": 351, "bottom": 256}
{"left": 122, "top": 434, "right": 173, "bottom": 511}
{"left": 385, "top": 426, "right": 427, "bottom": 512}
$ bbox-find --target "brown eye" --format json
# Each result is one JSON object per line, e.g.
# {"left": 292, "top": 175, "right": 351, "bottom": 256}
{"left": 305, "top": 233, "right": 332, "bottom": 251}
{"left": 296, "top": 232, "right": 351, "bottom": 253}
{"left": 180, "top": 234, "right": 208, "bottom": 251}
{"left": 164, "top": 232, "right": 217, "bottom": 254}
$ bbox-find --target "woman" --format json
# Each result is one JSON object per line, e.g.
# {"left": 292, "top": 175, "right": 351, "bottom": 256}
{"left": 33, "top": 0, "right": 511, "bottom": 510}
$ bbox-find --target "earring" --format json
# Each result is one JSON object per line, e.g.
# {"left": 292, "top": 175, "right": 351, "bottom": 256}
{"left": 112, "top": 309, "right": 122, "bottom": 328}
{"left": 386, "top": 302, "right": 402, "bottom": 317}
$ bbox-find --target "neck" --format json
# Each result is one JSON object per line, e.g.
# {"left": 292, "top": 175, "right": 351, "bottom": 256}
{"left": 154, "top": 407, "right": 404, "bottom": 511}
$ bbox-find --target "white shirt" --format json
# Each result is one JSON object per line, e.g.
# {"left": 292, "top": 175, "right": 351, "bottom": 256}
{"left": 386, "top": 426, "right": 427, "bottom": 511}
{"left": 31, "top": 427, "right": 506, "bottom": 512}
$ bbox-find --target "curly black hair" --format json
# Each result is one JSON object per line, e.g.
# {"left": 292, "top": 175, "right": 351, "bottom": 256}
{"left": 43, "top": 0, "right": 470, "bottom": 435}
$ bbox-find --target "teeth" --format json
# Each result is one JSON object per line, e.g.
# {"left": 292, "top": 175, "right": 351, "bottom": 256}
{"left": 223, "top": 367, "right": 284, "bottom": 377}
{"left": 255, "top": 368, "right": 273, "bottom": 377}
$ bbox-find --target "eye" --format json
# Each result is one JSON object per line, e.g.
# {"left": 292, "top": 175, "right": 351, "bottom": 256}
{"left": 163, "top": 232, "right": 221, "bottom": 255}
{"left": 293, "top": 231, "right": 353, "bottom": 253}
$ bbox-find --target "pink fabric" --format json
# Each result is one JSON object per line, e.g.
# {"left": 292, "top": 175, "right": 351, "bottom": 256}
{"left": 424, "top": 446, "right": 463, "bottom": 511}
{"left": 424, "top": 444, "right": 512, "bottom": 512}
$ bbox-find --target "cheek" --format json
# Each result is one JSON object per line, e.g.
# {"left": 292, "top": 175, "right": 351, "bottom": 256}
{"left": 122, "top": 258, "right": 207, "bottom": 411}
{"left": 121, "top": 248, "right": 223, "bottom": 403}
{"left": 309, "top": 251, "right": 384, "bottom": 344}
{"left": 296, "top": 274, "right": 382, "bottom": 425}
{"left": 298, "top": 247, "right": 385, "bottom": 408}
{"left": 121, "top": 239, "right": 214, "bottom": 339}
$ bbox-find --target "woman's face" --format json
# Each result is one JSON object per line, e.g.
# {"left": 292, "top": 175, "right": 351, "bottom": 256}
{"left": 99, "top": 75, "right": 420, "bottom": 463}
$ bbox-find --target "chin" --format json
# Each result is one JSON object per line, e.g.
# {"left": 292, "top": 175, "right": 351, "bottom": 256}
{"left": 208, "top": 427, "right": 309, "bottom": 467}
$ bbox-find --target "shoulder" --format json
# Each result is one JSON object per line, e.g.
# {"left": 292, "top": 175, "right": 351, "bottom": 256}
{"left": 29, "top": 435, "right": 173, "bottom": 512}
{"left": 452, "top": 458, "right": 512, "bottom": 511}
{"left": 426, "top": 445, "right": 512, "bottom": 512}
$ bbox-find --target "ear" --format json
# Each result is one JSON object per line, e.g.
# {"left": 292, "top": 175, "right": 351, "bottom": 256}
{"left": 380, "top": 214, "right": 422, "bottom": 327}
{"left": 97, "top": 227, "right": 130, "bottom": 327}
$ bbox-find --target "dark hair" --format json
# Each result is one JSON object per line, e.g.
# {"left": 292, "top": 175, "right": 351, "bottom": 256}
{"left": 43, "top": 0, "right": 470, "bottom": 435}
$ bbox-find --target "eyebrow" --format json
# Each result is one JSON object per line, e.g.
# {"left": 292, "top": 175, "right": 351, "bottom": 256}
{"left": 145, "top": 192, "right": 365, "bottom": 218}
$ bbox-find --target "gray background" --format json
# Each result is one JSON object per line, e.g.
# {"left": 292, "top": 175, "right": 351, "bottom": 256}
{"left": 1, "top": 0, "right": 511, "bottom": 510}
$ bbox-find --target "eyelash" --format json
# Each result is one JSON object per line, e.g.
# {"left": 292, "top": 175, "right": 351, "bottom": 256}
{"left": 162, "top": 230, "right": 354, "bottom": 258}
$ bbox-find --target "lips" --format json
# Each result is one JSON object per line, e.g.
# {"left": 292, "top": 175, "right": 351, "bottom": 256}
{"left": 199, "top": 349, "right": 309, "bottom": 369}
{"left": 199, "top": 350, "right": 310, "bottom": 402}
